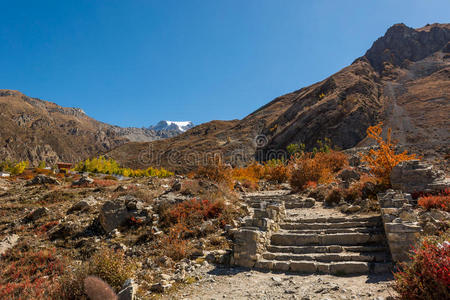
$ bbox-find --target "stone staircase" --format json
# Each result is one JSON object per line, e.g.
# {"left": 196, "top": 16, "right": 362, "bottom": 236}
{"left": 234, "top": 193, "right": 393, "bottom": 275}
{"left": 257, "top": 215, "right": 392, "bottom": 274}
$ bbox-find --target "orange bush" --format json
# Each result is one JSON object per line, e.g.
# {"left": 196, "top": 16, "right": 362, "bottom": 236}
{"left": 263, "top": 159, "right": 290, "bottom": 183}
{"left": 289, "top": 150, "right": 347, "bottom": 191}
{"left": 231, "top": 162, "right": 264, "bottom": 186}
{"left": 195, "top": 158, "right": 233, "bottom": 188}
{"left": 418, "top": 189, "right": 450, "bottom": 212}
{"left": 362, "top": 123, "right": 417, "bottom": 185}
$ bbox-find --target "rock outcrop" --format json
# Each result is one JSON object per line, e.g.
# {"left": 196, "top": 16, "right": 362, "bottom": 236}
{"left": 390, "top": 160, "right": 450, "bottom": 193}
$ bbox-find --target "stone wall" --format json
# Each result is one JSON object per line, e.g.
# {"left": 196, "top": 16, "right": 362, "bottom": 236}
{"left": 378, "top": 190, "right": 422, "bottom": 262}
{"left": 232, "top": 199, "right": 285, "bottom": 268}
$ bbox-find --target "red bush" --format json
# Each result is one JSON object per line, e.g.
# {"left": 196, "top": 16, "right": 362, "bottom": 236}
{"left": 394, "top": 234, "right": 450, "bottom": 300}
{"left": 0, "top": 248, "right": 65, "bottom": 299}
{"left": 168, "top": 198, "right": 224, "bottom": 227}
{"left": 418, "top": 189, "right": 450, "bottom": 212}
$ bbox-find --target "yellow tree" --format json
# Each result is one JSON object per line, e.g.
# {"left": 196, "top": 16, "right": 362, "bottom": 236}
{"left": 362, "top": 123, "right": 418, "bottom": 185}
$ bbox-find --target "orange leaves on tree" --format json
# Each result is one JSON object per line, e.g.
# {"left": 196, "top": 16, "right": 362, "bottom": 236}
{"left": 362, "top": 122, "right": 417, "bottom": 185}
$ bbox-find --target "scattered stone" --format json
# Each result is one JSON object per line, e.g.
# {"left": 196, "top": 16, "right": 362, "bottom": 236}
{"left": 346, "top": 205, "right": 361, "bottom": 213}
{"left": 150, "top": 282, "right": 172, "bottom": 293}
{"left": 23, "top": 207, "right": 49, "bottom": 222}
{"left": 48, "top": 221, "right": 78, "bottom": 240}
{"left": 27, "top": 175, "right": 60, "bottom": 186}
{"left": 0, "top": 234, "right": 19, "bottom": 255}
{"left": 67, "top": 196, "right": 97, "bottom": 214}
{"left": 72, "top": 176, "right": 94, "bottom": 186}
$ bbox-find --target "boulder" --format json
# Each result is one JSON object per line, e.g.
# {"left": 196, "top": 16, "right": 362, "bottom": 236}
{"left": 117, "top": 279, "right": 137, "bottom": 300}
{"left": 27, "top": 175, "right": 60, "bottom": 186}
{"left": 98, "top": 200, "right": 130, "bottom": 233}
{"left": 390, "top": 160, "right": 449, "bottom": 193}
{"left": 67, "top": 196, "right": 97, "bottom": 214}
{"left": 48, "top": 222, "right": 78, "bottom": 240}
{"left": 23, "top": 207, "right": 49, "bottom": 222}
{"left": 72, "top": 176, "right": 94, "bottom": 186}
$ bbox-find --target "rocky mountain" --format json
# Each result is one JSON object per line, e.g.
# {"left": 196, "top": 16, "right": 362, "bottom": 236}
{"left": 149, "top": 121, "right": 194, "bottom": 135}
{"left": 107, "top": 23, "right": 450, "bottom": 172}
{"left": 0, "top": 91, "right": 185, "bottom": 164}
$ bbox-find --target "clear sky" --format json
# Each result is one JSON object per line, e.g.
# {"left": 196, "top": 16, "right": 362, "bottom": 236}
{"left": 1, "top": 1, "right": 449, "bottom": 127}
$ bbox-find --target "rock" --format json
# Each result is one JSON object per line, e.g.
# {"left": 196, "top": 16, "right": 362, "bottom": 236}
{"left": 48, "top": 222, "right": 77, "bottom": 240}
{"left": 27, "top": 175, "right": 60, "bottom": 186}
{"left": 346, "top": 205, "right": 361, "bottom": 213}
{"left": 72, "top": 176, "right": 94, "bottom": 186}
{"left": 67, "top": 196, "right": 96, "bottom": 213}
{"left": 0, "top": 234, "right": 19, "bottom": 255}
{"left": 390, "top": 160, "right": 449, "bottom": 193}
{"left": 98, "top": 200, "right": 130, "bottom": 233}
{"left": 117, "top": 279, "right": 137, "bottom": 300}
{"left": 338, "top": 168, "right": 360, "bottom": 185}
{"left": 23, "top": 207, "right": 49, "bottom": 222}
{"left": 150, "top": 282, "right": 172, "bottom": 293}
{"left": 171, "top": 180, "right": 182, "bottom": 192}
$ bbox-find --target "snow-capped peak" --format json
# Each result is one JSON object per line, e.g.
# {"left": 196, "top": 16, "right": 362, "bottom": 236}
{"left": 149, "top": 120, "right": 194, "bottom": 132}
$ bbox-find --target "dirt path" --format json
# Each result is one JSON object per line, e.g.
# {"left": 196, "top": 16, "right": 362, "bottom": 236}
{"left": 165, "top": 264, "right": 395, "bottom": 300}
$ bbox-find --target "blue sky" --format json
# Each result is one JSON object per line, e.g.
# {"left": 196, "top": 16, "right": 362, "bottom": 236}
{"left": 0, "top": 1, "right": 449, "bottom": 127}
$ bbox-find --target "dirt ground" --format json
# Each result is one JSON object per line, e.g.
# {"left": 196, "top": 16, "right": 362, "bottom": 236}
{"left": 166, "top": 264, "right": 396, "bottom": 300}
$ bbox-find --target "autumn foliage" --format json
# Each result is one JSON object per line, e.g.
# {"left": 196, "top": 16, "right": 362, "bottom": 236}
{"left": 418, "top": 189, "right": 450, "bottom": 212}
{"left": 289, "top": 150, "right": 348, "bottom": 191}
{"left": 0, "top": 248, "right": 65, "bottom": 299}
{"left": 362, "top": 123, "right": 417, "bottom": 185}
{"left": 394, "top": 233, "right": 450, "bottom": 300}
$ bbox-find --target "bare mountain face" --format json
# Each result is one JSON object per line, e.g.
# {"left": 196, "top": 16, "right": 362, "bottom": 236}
{"left": 107, "top": 23, "right": 449, "bottom": 172}
{"left": 0, "top": 90, "right": 185, "bottom": 164}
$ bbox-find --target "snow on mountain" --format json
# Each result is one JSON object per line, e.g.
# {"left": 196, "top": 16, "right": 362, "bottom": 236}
{"left": 149, "top": 121, "right": 194, "bottom": 132}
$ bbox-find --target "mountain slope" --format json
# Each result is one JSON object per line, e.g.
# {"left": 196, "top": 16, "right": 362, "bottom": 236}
{"left": 0, "top": 91, "right": 184, "bottom": 164}
{"left": 107, "top": 23, "right": 449, "bottom": 171}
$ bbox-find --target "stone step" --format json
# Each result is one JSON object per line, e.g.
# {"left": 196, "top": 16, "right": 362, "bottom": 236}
{"left": 254, "top": 260, "right": 393, "bottom": 275}
{"left": 266, "top": 245, "right": 388, "bottom": 254}
{"left": 283, "top": 216, "right": 382, "bottom": 224}
{"left": 271, "top": 232, "right": 385, "bottom": 246}
{"left": 262, "top": 251, "right": 390, "bottom": 263}
{"left": 280, "top": 220, "right": 381, "bottom": 230}
{"left": 285, "top": 228, "right": 384, "bottom": 234}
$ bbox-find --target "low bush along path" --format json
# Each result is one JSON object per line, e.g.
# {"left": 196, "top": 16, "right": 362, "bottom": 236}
{"left": 167, "top": 190, "right": 396, "bottom": 300}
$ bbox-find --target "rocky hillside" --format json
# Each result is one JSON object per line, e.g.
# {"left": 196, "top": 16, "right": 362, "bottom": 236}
{"left": 107, "top": 23, "right": 449, "bottom": 171}
{"left": 0, "top": 90, "right": 183, "bottom": 164}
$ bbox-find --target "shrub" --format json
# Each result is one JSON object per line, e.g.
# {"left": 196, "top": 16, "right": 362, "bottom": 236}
{"left": 165, "top": 198, "right": 224, "bottom": 228}
{"left": 287, "top": 143, "right": 305, "bottom": 157}
{"left": 394, "top": 233, "right": 450, "bottom": 300}
{"left": 195, "top": 158, "right": 233, "bottom": 188}
{"left": 264, "top": 159, "right": 290, "bottom": 183}
{"left": 361, "top": 123, "right": 417, "bottom": 185}
{"left": 0, "top": 160, "right": 29, "bottom": 175}
{"left": 289, "top": 151, "right": 347, "bottom": 191}
{"left": 418, "top": 189, "right": 450, "bottom": 212}
{"left": 0, "top": 247, "right": 65, "bottom": 299}
{"left": 231, "top": 162, "right": 264, "bottom": 187}
{"left": 56, "top": 248, "right": 136, "bottom": 299}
